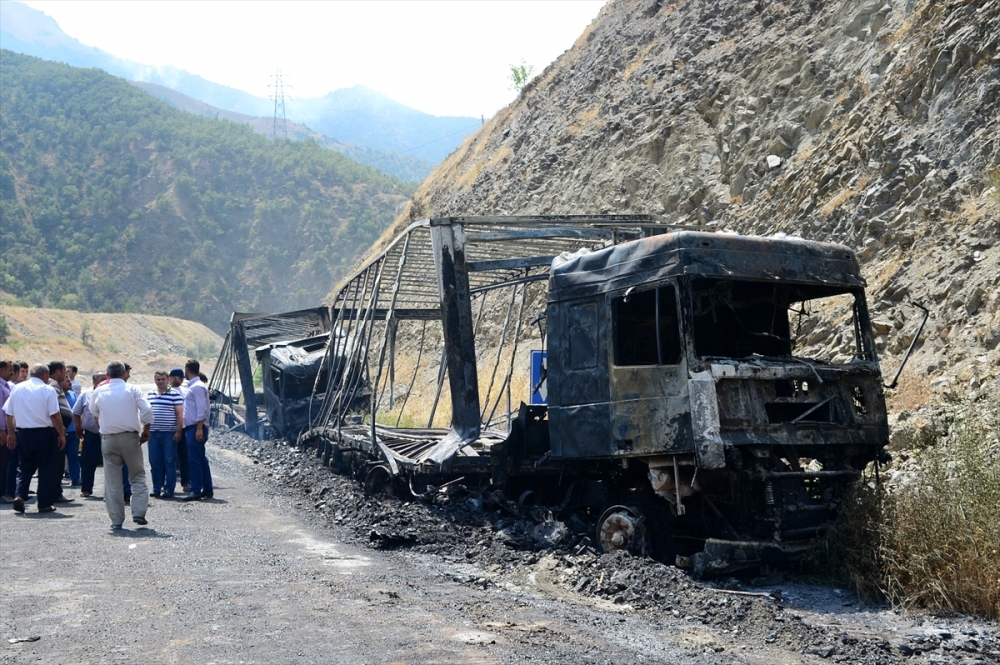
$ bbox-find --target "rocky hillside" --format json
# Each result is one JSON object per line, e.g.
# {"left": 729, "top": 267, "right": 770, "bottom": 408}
{"left": 393, "top": 0, "right": 999, "bottom": 408}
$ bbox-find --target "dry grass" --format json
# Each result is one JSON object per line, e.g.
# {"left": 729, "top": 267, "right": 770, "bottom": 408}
{"left": 622, "top": 44, "right": 655, "bottom": 82}
{"left": 988, "top": 166, "right": 1000, "bottom": 204}
{"left": 0, "top": 305, "right": 221, "bottom": 383}
{"left": 825, "top": 395, "right": 1000, "bottom": 619}
{"left": 885, "top": 373, "right": 934, "bottom": 412}
{"left": 818, "top": 173, "right": 871, "bottom": 217}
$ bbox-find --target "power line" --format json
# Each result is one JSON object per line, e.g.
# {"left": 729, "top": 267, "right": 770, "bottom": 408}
{"left": 395, "top": 121, "right": 483, "bottom": 156}
{"left": 269, "top": 69, "right": 288, "bottom": 140}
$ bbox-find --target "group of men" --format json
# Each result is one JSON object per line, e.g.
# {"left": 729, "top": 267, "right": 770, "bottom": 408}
{"left": 0, "top": 358, "right": 215, "bottom": 530}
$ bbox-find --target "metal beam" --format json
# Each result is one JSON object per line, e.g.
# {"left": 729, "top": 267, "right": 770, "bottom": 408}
{"left": 430, "top": 220, "right": 480, "bottom": 442}
{"left": 231, "top": 322, "right": 259, "bottom": 437}
{"left": 467, "top": 255, "right": 557, "bottom": 272}
{"left": 465, "top": 228, "right": 613, "bottom": 243}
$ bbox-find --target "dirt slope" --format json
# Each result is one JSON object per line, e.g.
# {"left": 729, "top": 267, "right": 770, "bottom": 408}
{"left": 0, "top": 305, "right": 221, "bottom": 382}
{"left": 369, "top": 0, "right": 999, "bottom": 411}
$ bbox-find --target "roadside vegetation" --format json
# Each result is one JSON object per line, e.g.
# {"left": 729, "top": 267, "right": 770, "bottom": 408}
{"left": 825, "top": 394, "right": 1000, "bottom": 619}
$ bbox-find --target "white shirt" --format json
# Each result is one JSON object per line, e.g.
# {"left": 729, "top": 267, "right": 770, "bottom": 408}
{"left": 182, "top": 377, "right": 210, "bottom": 428}
{"left": 90, "top": 379, "right": 154, "bottom": 435}
{"left": 2, "top": 377, "right": 60, "bottom": 428}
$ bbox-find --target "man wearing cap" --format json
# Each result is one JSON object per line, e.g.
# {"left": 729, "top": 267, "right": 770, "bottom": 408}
{"left": 90, "top": 360, "right": 153, "bottom": 530}
{"left": 2, "top": 363, "right": 66, "bottom": 513}
{"left": 168, "top": 368, "right": 191, "bottom": 492}
{"left": 180, "top": 359, "right": 213, "bottom": 501}
{"left": 73, "top": 371, "right": 106, "bottom": 497}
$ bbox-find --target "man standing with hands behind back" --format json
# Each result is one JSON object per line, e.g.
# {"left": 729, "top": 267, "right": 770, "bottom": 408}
{"left": 90, "top": 360, "right": 153, "bottom": 530}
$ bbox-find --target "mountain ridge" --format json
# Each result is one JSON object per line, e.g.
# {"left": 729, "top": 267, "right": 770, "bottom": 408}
{"left": 129, "top": 81, "right": 435, "bottom": 183}
{"left": 0, "top": 1, "right": 480, "bottom": 163}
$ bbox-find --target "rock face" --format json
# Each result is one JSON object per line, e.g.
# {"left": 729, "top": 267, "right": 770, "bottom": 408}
{"left": 394, "top": 0, "right": 999, "bottom": 396}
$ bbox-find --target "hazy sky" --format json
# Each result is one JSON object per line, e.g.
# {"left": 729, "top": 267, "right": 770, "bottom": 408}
{"left": 21, "top": 0, "right": 606, "bottom": 118}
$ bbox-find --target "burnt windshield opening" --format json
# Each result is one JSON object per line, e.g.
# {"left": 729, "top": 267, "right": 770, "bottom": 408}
{"left": 690, "top": 278, "right": 868, "bottom": 364}
{"left": 612, "top": 284, "right": 682, "bottom": 366}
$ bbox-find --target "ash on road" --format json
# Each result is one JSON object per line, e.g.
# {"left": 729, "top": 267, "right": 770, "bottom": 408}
{"left": 1, "top": 436, "right": 995, "bottom": 664}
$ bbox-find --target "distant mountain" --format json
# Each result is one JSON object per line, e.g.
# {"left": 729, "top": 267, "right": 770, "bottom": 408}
{"left": 0, "top": 1, "right": 480, "bottom": 164}
{"left": 130, "top": 81, "right": 435, "bottom": 183}
{"left": 290, "top": 86, "right": 482, "bottom": 164}
{"left": 0, "top": 50, "right": 411, "bottom": 331}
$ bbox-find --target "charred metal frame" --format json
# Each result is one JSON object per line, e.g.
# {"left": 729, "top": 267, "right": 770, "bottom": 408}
{"left": 210, "top": 216, "right": 891, "bottom": 574}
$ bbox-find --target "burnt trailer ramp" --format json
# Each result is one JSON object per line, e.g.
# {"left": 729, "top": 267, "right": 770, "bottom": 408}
{"left": 210, "top": 216, "right": 890, "bottom": 574}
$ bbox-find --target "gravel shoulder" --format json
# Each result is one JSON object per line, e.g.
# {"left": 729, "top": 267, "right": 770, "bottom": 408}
{"left": 1, "top": 435, "right": 997, "bottom": 665}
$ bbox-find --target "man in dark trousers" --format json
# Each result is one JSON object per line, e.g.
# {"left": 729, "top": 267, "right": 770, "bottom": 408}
{"left": 167, "top": 368, "right": 191, "bottom": 492}
{"left": 2, "top": 363, "right": 66, "bottom": 513}
{"left": 180, "top": 359, "right": 213, "bottom": 501}
{"left": 2, "top": 361, "right": 29, "bottom": 503}
{"left": 73, "top": 371, "right": 107, "bottom": 498}
{"left": 0, "top": 360, "right": 13, "bottom": 500}
{"left": 47, "top": 361, "right": 74, "bottom": 502}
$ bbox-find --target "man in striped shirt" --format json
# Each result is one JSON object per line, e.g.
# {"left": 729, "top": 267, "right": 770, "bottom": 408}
{"left": 146, "top": 371, "right": 184, "bottom": 498}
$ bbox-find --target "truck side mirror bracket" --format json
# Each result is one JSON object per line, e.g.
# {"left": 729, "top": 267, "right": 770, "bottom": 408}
{"left": 885, "top": 301, "right": 930, "bottom": 390}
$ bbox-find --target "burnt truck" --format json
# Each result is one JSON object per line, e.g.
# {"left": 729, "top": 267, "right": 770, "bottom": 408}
{"left": 211, "top": 215, "right": 897, "bottom": 574}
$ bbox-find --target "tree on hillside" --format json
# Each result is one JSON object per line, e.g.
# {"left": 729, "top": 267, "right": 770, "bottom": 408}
{"left": 509, "top": 60, "right": 535, "bottom": 92}
{"left": 0, "top": 50, "right": 413, "bottom": 331}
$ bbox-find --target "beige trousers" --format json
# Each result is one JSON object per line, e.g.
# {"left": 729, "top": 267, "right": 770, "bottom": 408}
{"left": 101, "top": 431, "right": 148, "bottom": 526}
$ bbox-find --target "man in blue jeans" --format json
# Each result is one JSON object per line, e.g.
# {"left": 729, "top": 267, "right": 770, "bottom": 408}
{"left": 73, "top": 371, "right": 106, "bottom": 498}
{"left": 146, "top": 371, "right": 184, "bottom": 498}
{"left": 180, "top": 359, "right": 213, "bottom": 501}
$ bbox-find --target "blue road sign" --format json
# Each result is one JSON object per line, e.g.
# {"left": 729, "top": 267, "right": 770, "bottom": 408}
{"left": 530, "top": 350, "right": 547, "bottom": 405}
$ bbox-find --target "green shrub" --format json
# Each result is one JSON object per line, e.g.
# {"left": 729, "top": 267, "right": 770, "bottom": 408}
{"left": 509, "top": 60, "right": 535, "bottom": 92}
{"left": 826, "top": 395, "right": 1000, "bottom": 618}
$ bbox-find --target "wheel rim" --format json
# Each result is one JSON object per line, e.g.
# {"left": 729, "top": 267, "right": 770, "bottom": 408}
{"left": 597, "top": 505, "right": 642, "bottom": 554}
{"left": 364, "top": 465, "right": 393, "bottom": 497}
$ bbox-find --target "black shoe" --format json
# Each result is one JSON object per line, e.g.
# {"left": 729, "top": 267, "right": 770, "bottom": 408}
{"left": 12, "top": 497, "right": 25, "bottom": 513}
{"left": 150, "top": 491, "right": 161, "bottom": 498}
{"left": 162, "top": 493, "right": 175, "bottom": 499}
{"left": 124, "top": 494, "right": 131, "bottom": 504}
{"left": 133, "top": 516, "right": 148, "bottom": 525}
{"left": 202, "top": 492, "right": 213, "bottom": 500}
{"left": 181, "top": 492, "right": 202, "bottom": 502}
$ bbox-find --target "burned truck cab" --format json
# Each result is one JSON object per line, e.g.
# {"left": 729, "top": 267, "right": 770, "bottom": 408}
{"left": 256, "top": 336, "right": 329, "bottom": 440}
{"left": 546, "top": 231, "right": 889, "bottom": 569}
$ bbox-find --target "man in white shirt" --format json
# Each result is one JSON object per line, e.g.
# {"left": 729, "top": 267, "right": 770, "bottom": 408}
{"left": 2, "top": 363, "right": 66, "bottom": 513}
{"left": 180, "top": 359, "right": 213, "bottom": 501}
{"left": 90, "top": 360, "right": 153, "bottom": 530}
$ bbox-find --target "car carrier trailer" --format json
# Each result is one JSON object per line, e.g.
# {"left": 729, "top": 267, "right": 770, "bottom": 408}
{"left": 210, "top": 215, "right": 892, "bottom": 574}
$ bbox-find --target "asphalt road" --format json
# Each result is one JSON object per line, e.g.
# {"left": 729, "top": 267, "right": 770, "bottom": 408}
{"left": 1, "top": 443, "right": 744, "bottom": 665}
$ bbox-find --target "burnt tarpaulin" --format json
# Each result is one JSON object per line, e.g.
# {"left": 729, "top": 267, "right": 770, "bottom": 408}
{"left": 548, "top": 232, "right": 865, "bottom": 302}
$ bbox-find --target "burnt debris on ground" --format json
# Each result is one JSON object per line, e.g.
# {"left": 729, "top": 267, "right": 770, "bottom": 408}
{"left": 213, "top": 430, "right": 999, "bottom": 664}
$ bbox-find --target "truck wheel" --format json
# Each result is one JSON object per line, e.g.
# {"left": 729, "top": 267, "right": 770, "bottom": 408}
{"left": 364, "top": 465, "right": 393, "bottom": 497}
{"left": 596, "top": 505, "right": 647, "bottom": 555}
